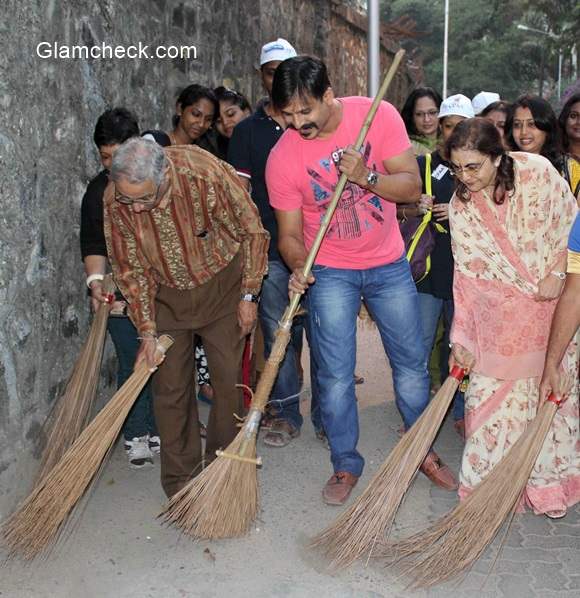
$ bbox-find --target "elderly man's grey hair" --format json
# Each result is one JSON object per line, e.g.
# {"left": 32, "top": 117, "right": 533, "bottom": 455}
{"left": 110, "top": 137, "right": 168, "bottom": 185}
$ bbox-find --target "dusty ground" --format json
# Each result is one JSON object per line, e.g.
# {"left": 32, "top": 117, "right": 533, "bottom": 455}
{"left": 1, "top": 326, "right": 579, "bottom": 598}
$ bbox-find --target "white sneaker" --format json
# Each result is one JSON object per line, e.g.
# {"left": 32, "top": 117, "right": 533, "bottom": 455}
{"left": 124, "top": 436, "right": 153, "bottom": 469}
{"left": 148, "top": 435, "right": 161, "bottom": 455}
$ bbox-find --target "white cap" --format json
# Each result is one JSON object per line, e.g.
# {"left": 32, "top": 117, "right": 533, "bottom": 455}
{"left": 472, "top": 91, "right": 500, "bottom": 115}
{"left": 259, "top": 38, "right": 297, "bottom": 66}
{"left": 439, "top": 94, "right": 475, "bottom": 119}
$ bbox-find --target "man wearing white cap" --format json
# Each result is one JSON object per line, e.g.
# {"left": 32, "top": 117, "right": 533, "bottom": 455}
{"left": 472, "top": 91, "right": 500, "bottom": 116}
{"left": 228, "top": 39, "right": 324, "bottom": 447}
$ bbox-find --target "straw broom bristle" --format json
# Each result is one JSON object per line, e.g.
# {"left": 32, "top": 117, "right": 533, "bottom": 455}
{"left": 2, "top": 336, "right": 172, "bottom": 560}
{"left": 159, "top": 431, "right": 259, "bottom": 539}
{"left": 311, "top": 370, "right": 465, "bottom": 569}
{"left": 380, "top": 398, "right": 559, "bottom": 589}
{"left": 37, "top": 275, "right": 116, "bottom": 482}
{"left": 160, "top": 326, "right": 293, "bottom": 539}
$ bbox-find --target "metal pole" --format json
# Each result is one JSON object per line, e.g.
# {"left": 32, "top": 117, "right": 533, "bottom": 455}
{"left": 443, "top": 0, "right": 449, "bottom": 98}
{"left": 539, "top": 46, "right": 545, "bottom": 97}
{"left": 368, "top": 0, "right": 380, "bottom": 97}
{"left": 558, "top": 50, "right": 562, "bottom": 100}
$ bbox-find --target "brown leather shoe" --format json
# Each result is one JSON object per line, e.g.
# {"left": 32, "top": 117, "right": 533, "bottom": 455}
{"left": 322, "top": 471, "right": 358, "bottom": 505}
{"left": 420, "top": 451, "right": 458, "bottom": 491}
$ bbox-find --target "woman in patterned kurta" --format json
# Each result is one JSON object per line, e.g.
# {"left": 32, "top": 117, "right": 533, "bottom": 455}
{"left": 446, "top": 118, "right": 580, "bottom": 518}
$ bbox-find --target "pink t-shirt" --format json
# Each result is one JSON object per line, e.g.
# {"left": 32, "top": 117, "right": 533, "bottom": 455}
{"left": 266, "top": 96, "right": 409, "bottom": 269}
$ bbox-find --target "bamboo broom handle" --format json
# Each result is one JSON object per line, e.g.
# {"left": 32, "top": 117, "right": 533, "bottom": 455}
{"left": 279, "top": 48, "right": 406, "bottom": 328}
{"left": 244, "top": 50, "right": 406, "bottom": 417}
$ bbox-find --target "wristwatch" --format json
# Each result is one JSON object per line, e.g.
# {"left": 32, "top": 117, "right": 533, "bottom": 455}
{"left": 550, "top": 271, "right": 566, "bottom": 280}
{"left": 241, "top": 293, "right": 260, "bottom": 303}
{"left": 365, "top": 169, "right": 379, "bottom": 188}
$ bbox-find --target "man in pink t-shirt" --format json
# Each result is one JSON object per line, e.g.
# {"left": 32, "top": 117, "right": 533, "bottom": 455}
{"left": 266, "top": 56, "right": 458, "bottom": 505}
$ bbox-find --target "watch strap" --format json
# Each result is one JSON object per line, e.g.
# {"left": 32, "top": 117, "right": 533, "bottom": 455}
{"left": 241, "top": 293, "right": 260, "bottom": 303}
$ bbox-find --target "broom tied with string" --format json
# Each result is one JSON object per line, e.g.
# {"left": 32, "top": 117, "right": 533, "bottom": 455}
{"left": 379, "top": 390, "right": 570, "bottom": 589}
{"left": 159, "top": 49, "right": 407, "bottom": 541}
{"left": 311, "top": 365, "right": 467, "bottom": 569}
{"left": 36, "top": 274, "right": 116, "bottom": 482}
{"left": 2, "top": 335, "right": 173, "bottom": 560}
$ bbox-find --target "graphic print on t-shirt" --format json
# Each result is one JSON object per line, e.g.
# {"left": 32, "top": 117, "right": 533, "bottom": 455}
{"left": 307, "top": 141, "right": 384, "bottom": 240}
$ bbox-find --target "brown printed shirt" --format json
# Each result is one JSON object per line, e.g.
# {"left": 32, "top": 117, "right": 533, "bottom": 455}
{"left": 103, "top": 145, "right": 269, "bottom": 335}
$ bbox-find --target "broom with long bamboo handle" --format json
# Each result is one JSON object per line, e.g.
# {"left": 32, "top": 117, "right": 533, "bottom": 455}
{"left": 37, "top": 274, "right": 116, "bottom": 482}
{"left": 159, "top": 49, "right": 407, "bottom": 540}
{"left": 2, "top": 335, "right": 173, "bottom": 560}
{"left": 311, "top": 365, "right": 466, "bottom": 569}
{"left": 380, "top": 392, "right": 567, "bottom": 589}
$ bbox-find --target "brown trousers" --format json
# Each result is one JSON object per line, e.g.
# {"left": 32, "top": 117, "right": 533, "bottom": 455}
{"left": 153, "top": 254, "right": 244, "bottom": 498}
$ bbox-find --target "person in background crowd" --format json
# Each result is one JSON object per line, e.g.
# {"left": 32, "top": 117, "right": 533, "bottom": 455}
{"left": 401, "top": 87, "right": 443, "bottom": 156}
{"left": 399, "top": 94, "right": 474, "bottom": 222}
{"left": 471, "top": 91, "right": 500, "bottom": 116}
{"left": 214, "top": 86, "right": 251, "bottom": 159}
{"left": 411, "top": 94, "right": 474, "bottom": 439}
{"left": 229, "top": 38, "right": 323, "bottom": 447}
{"left": 104, "top": 138, "right": 269, "bottom": 498}
{"left": 160, "top": 86, "right": 220, "bottom": 404}
{"left": 168, "top": 83, "right": 218, "bottom": 152}
{"left": 267, "top": 56, "right": 457, "bottom": 505}
{"left": 80, "top": 108, "right": 160, "bottom": 469}
{"left": 558, "top": 92, "right": 580, "bottom": 199}
{"left": 506, "top": 95, "right": 570, "bottom": 186}
{"left": 480, "top": 100, "right": 510, "bottom": 149}
{"left": 446, "top": 118, "right": 579, "bottom": 518}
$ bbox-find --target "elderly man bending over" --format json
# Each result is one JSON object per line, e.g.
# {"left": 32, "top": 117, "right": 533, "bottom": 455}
{"left": 104, "top": 138, "right": 269, "bottom": 497}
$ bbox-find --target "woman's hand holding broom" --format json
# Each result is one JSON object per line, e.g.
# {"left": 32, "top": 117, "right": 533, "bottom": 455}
{"left": 539, "top": 364, "right": 571, "bottom": 408}
{"left": 449, "top": 342, "right": 476, "bottom": 371}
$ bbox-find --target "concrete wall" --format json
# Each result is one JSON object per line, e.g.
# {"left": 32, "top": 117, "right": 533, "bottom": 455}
{"left": 0, "top": 0, "right": 419, "bottom": 516}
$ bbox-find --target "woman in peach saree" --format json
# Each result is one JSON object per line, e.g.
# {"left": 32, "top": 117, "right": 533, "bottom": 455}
{"left": 446, "top": 118, "right": 579, "bottom": 518}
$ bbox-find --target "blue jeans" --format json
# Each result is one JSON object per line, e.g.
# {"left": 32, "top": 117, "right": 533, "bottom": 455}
{"left": 260, "top": 259, "right": 323, "bottom": 431}
{"left": 107, "top": 316, "right": 158, "bottom": 440}
{"left": 303, "top": 294, "right": 323, "bottom": 433}
{"left": 307, "top": 255, "right": 429, "bottom": 476}
{"left": 417, "top": 292, "right": 465, "bottom": 421}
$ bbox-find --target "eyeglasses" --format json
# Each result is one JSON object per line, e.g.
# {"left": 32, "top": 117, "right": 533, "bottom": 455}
{"left": 414, "top": 109, "right": 439, "bottom": 119}
{"left": 449, "top": 157, "right": 489, "bottom": 178}
{"left": 115, "top": 183, "right": 160, "bottom": 206}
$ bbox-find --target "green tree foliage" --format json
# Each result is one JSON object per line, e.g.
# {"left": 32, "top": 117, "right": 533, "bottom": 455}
{"left": 381, "top": 0, "right": 578, "bottom": 100}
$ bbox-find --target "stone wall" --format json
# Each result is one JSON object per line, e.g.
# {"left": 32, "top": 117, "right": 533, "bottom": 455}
{"left": 0, "top": 0, "right": 418, "bottom": 516}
